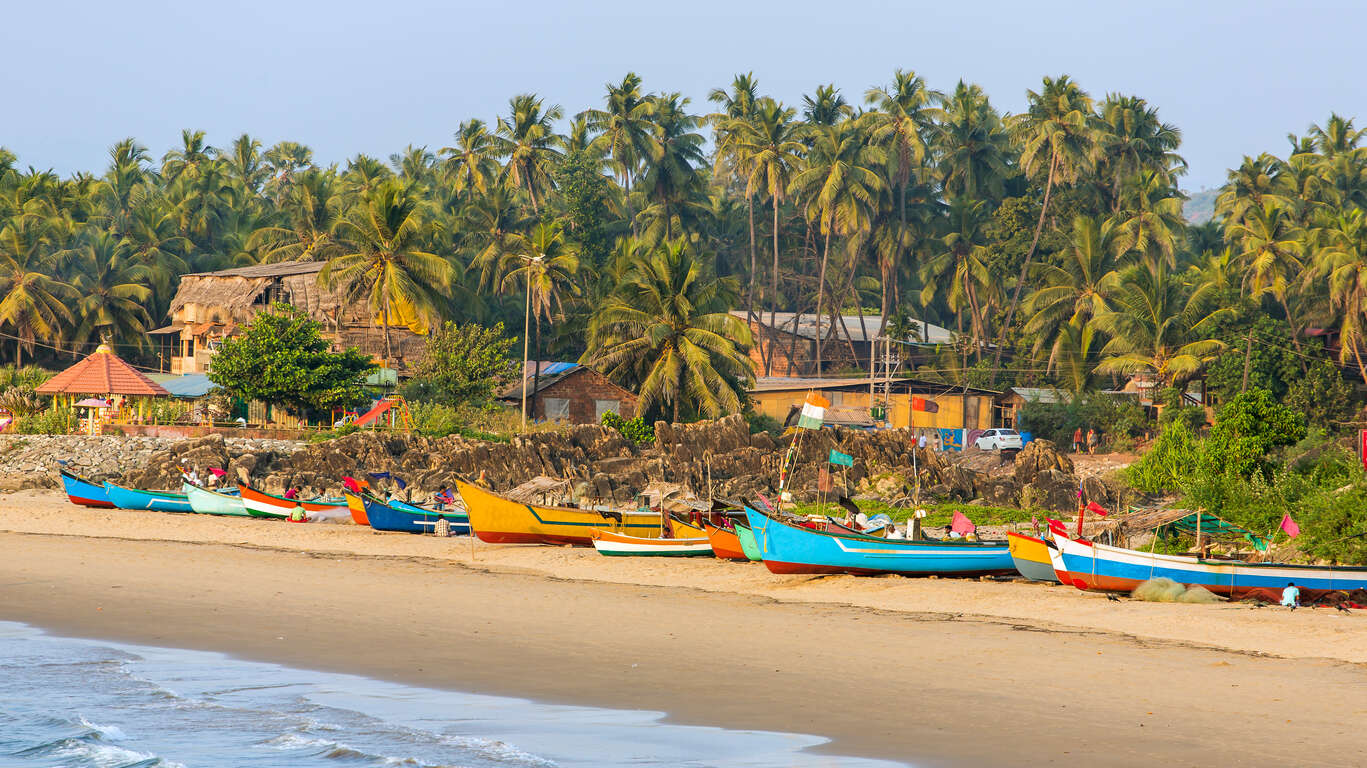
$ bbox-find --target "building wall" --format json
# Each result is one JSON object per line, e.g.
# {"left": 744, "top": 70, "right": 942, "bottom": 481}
{"left": 749, "top": 388, "right": 995, "bottom": 430}
{"left": 532, "top": 370, "right": 638, "bottom": 424}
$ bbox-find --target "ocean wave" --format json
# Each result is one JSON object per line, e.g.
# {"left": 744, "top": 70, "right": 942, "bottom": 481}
{"left": 78, "top": 716, "right": 128, "bottom": 740}
{"left": 263, "top": 733, "right": 434, "bottom": 766}
{"left": 18, "top": 735, "right": 184, "bottom": 768}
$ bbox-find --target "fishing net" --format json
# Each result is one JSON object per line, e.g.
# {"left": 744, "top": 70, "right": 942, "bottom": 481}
{"left": 1177, "top": 584, "right": 1222, "bottom": 604}
{"left": 1131, "top": 577, "right": 1187, "bottom": 602}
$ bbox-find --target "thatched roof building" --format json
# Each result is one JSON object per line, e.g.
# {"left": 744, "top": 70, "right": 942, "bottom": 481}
{"left": 152, "top": 261, "right": 425, "bottom": 375}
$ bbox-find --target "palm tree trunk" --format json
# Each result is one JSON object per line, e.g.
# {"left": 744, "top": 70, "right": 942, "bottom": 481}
{"left": 746, "top": 193, "right": 756, "bottom": 321}
{"left": 815, "top": 227, "right": 832, "bottom": 375}
{"left": 1351, "top": 336, "right": 1367, "bottom": 386}
{"left": 769, "top": 195, "right": 781, "bottom": 376}
{"left": 1279, "top": 296, "right": 1309, "bottom": 373}
{"left": 382, "top": 293, "right": 393, "bottom": 368}
{"left": 992, "top": 151, "right": 1059, "bottom": 383}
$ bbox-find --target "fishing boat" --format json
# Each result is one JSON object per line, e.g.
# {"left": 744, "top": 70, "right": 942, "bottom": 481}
{"left": 702, "top": 520, "right": 749, "bottom": 561}
{"left": 182, "top": 482, "right": 248, "bottom": 516}
{"left": 238, "top": 484, "right": 346, "bottom": 519}
{"left": 1049, "top": 532, "right": 1367, "bottom": 599}
{"left": 345, "top": 492, "right": 369, "bottom": 525}
{"left": 590, "top": 528, "right": 715, "bottom": 557}
{"left": 59, "top": 468, "right": 114, "bottom": 508}
{"left": 744, "top": 506, "right": 1014, "bottom": 576}
{"left": 357, "top": 492, "right": 471, "bottom": 535}
{"left": 734, "top": 520, "right": 763, "bottom": 562}
{"left": 103, "top": 481, "right": 194, "bottom": 513}
{"left": 453, "top": 477, "right": 687, "bottom": 546}
{"left": 1007, "top": 532, "right": 1060, "bottom": 583}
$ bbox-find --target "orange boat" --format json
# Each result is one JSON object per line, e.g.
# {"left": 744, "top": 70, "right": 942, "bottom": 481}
{"left": 702, "top": 520, "right": 749, "bottom": 560}
{"left": 344, "top": 492, "right": 369, "bottom": 525}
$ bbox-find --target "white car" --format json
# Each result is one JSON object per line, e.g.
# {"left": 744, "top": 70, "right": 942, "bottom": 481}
{"left": 975, "top": 428, "right": 1023, "bottom": 451}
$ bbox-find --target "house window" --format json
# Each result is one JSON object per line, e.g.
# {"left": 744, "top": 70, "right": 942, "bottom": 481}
{"left": 594, "top": 399, "right": 619, "bottom": 422}
{"left": 543, "top": 397, "right": 571, "bottom": 421}
{"left": 184, "top": 338, "right": 195, "bottom": 358}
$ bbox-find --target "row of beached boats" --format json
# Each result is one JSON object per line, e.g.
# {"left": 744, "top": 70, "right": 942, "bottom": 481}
{"left": 60, "top": 468, "right": 1367, "bottom": 600}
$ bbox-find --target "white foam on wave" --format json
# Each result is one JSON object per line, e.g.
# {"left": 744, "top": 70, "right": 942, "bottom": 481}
{"left": 79, "top": 716, "right": 128, "bottom": 740}
{"left": 49, "top": 737, "right": 185, "bottom": 768}
{"left": 263, "top": 731, "right": 438, "bottom": 767}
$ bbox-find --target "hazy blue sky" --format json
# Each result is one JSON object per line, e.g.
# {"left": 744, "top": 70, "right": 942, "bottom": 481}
{"left": 4, "top": 0, "right": 1363, "bottom": 190}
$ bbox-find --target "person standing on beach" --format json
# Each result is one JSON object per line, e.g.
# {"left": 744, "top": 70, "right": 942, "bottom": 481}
{"left": 1072, "top": 427, "right": 1084, "bottom": 453}
{"left": 1087, "top": 428, "right": 1098, "bottom": 454}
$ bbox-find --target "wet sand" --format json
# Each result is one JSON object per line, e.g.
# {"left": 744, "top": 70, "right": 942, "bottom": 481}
{"left": 2, "top": 490, "right": 1365, "bottom": 766}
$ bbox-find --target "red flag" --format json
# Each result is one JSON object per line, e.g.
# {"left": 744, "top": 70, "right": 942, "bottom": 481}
{"left": 911, "top": 396, "right": 940, "bottom": 413}
{"left": 951, "top": 510, "right": 976, "bottom": 535}
{"left": 1279, "top": 513, "right": 1300, "bottom": 539}
{"left": 208, "top": 467, "right": 226, "bottom": 477}
{"left": 817, "top": 468, "right": 834, "bottom": 493}
{"left": 1085, "top": 501, "right": 1109, "bottom": 516}
{"left": 1046, "top": 518, "right": 1069, "bottom": 536}
{"left": 342, "top": 476, "right": 361, "bottom": 494}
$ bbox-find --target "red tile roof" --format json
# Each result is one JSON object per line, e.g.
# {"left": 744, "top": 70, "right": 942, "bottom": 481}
{"left": 35, "top": 345, "right": 170, "bottom": 397}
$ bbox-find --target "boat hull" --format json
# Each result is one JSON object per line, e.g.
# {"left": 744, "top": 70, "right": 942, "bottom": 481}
{"left": 590, "top": 529, "right": 714, "bottom": 557}
{"left": 183, "top": 483, "right": 247, "bottom": 516}
{"left": 1050, "top": 532, "right": 1367, "bottom": 599}
{"left": 702, "top": 521, "right": 749, "bottom": 560}
{"left": 734, "top": 522, "right": 762, "bottom": 561}
{"left": 745, "top": 507, "right": 1014, "bottom": 576}
{"left": 104, "top": 482, "right": 193, "bottom": 512}
{"left": 359, "top": 493, "right": 471, "bottom": 535}
{"left": 454, "top": 478, "right": 674, "bottom": 546}
{"left": 345, "top": 493, "right": 369, "bottom": 525}
{"left": 1007, "top": 532, "right": 1060, "bottom": 583}
{"left": 239, "top": 485, "right": 346, "bottom": 519}
{"left": 59, "top": 470, "right": 114, "bottom": 508}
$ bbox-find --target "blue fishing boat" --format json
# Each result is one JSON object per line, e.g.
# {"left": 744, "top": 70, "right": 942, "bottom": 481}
{"left": 744, "top": 507, "right": 1014, "bottom": 576}
{"left": 59, "top": 469, "right": 115, "bottom": 508}
{"left": 103, "top": 481, "right": 194, "bottom": 513}
{"left": 362, "top": 493, "right": 471, "bottom": 535}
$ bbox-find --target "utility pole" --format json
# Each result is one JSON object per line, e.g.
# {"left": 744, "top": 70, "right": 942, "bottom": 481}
{"left": 519, "top": 254, "right": 544, "bottom": 429}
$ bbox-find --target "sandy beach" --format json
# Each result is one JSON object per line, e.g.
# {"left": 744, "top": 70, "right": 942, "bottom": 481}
{"left": 2, "top": 490, "right": 1364, "bottom": 767}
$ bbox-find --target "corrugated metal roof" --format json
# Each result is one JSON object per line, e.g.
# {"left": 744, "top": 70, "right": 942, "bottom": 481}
{"left": 148, "top": 373, "right": 216, "bottom": 398}
{"left": 732, "top": 311, "right": 955, "bottom": 344}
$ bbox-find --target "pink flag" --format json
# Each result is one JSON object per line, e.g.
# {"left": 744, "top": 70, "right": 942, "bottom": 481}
{"left": 208, "top": 467, "right": 226, "bottom": 477}
{"left": 1279, "top": 514, "right": 1300, "bottom": 539}
{"left": 754, "top": 493, "right": 774, "bottom": 512}
{"left": 951, "top": 510, "right": 976, "bottom": 536}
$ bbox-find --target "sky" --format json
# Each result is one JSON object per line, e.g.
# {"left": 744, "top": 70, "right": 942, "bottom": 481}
{"left": 4, "top": 0, "right": 1365, "bottom": 191}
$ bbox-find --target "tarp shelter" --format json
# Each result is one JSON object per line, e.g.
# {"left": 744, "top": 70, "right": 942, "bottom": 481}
{"left": 36, "top": 344, "right": 169, "bottom": 434}
{"left": 148, "top": 373, "right": 215, "bottom": 398}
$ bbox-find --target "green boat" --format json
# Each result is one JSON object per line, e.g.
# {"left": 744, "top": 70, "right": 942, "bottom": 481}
{"left": 734, "top": 520, "right": 763, "bottom": 562}
{"left": 182, "top": 482, "right": 248, "bottom": 516}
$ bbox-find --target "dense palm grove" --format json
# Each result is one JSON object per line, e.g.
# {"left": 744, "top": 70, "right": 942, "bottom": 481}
{"left": 2, "top": 70, "right": 1366, "bottom": 422}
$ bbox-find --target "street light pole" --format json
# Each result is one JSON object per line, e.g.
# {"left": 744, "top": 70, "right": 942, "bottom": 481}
{"left": 519, "top": 254, "right": 543, "bottom": 430}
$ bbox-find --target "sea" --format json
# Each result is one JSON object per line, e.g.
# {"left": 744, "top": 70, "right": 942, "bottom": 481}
{"left": 0, "top": 622, "right": 909, "bottom": 768}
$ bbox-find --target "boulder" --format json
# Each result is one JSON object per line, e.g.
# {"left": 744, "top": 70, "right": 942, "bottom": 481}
{"left": 1013, "top": 440, "right": 1074, "bottom": 486}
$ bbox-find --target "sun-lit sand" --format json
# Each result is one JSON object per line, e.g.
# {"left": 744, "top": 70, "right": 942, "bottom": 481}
{"left": 2, "top": 490, "right": 1365, "bottom": 766}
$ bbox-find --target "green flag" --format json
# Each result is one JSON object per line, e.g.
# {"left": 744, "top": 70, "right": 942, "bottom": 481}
{"left": 829, "top": 449, "right": 853, "bottom": 467}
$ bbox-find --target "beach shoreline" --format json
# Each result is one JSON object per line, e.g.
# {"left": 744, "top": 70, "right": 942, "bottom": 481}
{"left": 3, "top": 491, "right": 1366, "bottom": 767}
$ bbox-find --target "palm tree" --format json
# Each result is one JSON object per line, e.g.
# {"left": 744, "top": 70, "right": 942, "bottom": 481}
{"left": 0, "top": 216, "right": 72, "bottom": 364}
{"left": 263, "top": 141, "right": 314, "bottom": 201}
{"left": 249, "top": 168, "right": 342, "bottom": 262}
{"left": 788, "top": 122, "right": 886, "bottom": 371}
{"left": 636, "top": 93, "right": 704, "bottom": 242}
{"left": 1227, "top": 202, "right": 1308, "bottom": 362}
{"left": 584, "top": 239, "right": 754, "bottom": 422}
{"left": 61, "top": 229, "right": 152, "bottom": 351}
{"left": 324, "top": 180, "right": 454, "bottom": 365}
{"left": 732, "top": 98, "right": 805, "bottom": 369}
{"left": 583, "top": 73, "right": 655, "bottom": 221}
{"left": 96, "top": 138, "right": 151, "bottom": 236}
{"left": 494, "top": 94, "right": 564, "bottom": 214}
{"left": 802, "top": 84, "right": 851, "bottom": 126}
{"left": 499, "top": 222, "right": 580, "bottom": 416}
{"left": 1112, "top": 170, "right": 1186, "bottom": 268}
{"left": 864, "top": 69, "right": 943, "bottom": 327}
{"left": 440, "top": 119, "right": 500, "bottom": 198}
{"left": 921, "top": 198, "right": 994, "bottom": 360}
{"left": 1094, "top": 95, "right": 1185, "bottom": 207}
{"left": 935, "top": 81, "right": 1010, "bottom": 202}
{"left": 1214, "top": 153, "right": 1290, "bottom": 225}
{"left": 1021, "top": 215, "right": 1122, "bottom": 376}
{"left": 997, "top": 76, "right": 1097, "bottom": 373}
{"left": 1315, "top": 208, "right": 1367, "bottom": 381}
{"left": 464, "top": 186, "right": 533, "bottom": 292}
{"left": 1090, "top": 262, "right": 1229, "bottom": 388}
{"left": 1309, "top": 113, "right": 1362, "bottom": 158}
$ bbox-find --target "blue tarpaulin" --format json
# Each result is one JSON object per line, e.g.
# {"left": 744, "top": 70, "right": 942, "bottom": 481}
{"left": 151, "top": 374, "right": 215, "bottom": 398}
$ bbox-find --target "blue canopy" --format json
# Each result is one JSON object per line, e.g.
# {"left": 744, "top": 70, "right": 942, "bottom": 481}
{"left": 152, "top": 374, "right": 215, "bottom": 398}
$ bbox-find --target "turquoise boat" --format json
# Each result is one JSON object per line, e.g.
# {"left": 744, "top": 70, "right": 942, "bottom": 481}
{"left": 734, "top": 520, "right": 763, "bottom": 561}
{"left": 744, "top": 506, "right": 1013, "bottom": 576}
{"left": 183, "top": 483, "right": 248, "bottom": 516}
{"left": 103, "top": 481, "right": 193, "bottom": 513}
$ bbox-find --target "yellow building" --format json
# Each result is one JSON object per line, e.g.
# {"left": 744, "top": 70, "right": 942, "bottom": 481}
{"left": 749, "top": 376, "right": 1000, "bottom": 433}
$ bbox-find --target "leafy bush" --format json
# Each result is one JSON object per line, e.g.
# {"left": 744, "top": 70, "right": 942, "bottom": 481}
{"left": 1198, "top": 389, "right": 1306, "bottom": 480}
{"left": 0, "top": 387, "right": 43, "bottom": 417}
{"left": 14, "top": 404, "right": 75, "bottom": 435}
{"left": 1283, "top": 360, "right": 1357, "bottom": 433}
{"left": 1125, "top": 419, "right": 1201, "bottom": 494}
{"left": 745, "top": 411, "right": 783, "bottom": 436}
{"left": 0, "top": 366, "right": 54, "bottom": 390}
{"left": 400, "top": 322, "right": 517, "bottom": 406}
{"left": 146, "top": 399, "right": 190, "bottom": 424}
{"left": 600, "top": 410, "right": 655, "bottom": 445}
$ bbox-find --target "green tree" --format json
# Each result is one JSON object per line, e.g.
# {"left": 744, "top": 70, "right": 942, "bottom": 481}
{"left": 402, "top": 321, "right": 517, "bottom": 405}
{"left": 1284, "top": 360, "right": 1356, "bottom": 433}
{"left": 583, "top": 239, "right": 754, "bottom": 422}
{"left": 60, "top": 229, "right": 152, "bottom": 351}
{"left": 209, "top": 304, "right": 376, "bottom": 414}
{"left": 1199, "top": 389, "right": 1307, "bottom": 479}
{"left": 0, "top": 217, "right": 71, "bottom": 364}
{"left": 494, "top": 94, "right": 564, "bottom": 214}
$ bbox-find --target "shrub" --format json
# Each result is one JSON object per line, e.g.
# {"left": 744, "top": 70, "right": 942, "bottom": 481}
{"left": 745, "top": 411, "right": 783, "bottom": 436}
{"left": 1283, "top": 360, "right": 1357, "bottom": 434}
{"left": 600, "top": 410, "right": 654, "bottom": 445}
{"left": 400, "top": 322, "right": 517, "bottom": 406}
{"left": 1125, "top": 419, "right": 1201, "bottom": 494}
{"left": 1198, "top": 389, "right": 1306, "bottom": 480}
{"left": 0, "top": 387, "right": 43, "bottom": 417}
{"left": 14, "top": 404, "right": 75, "bottom": 435}
{"left": 1017, "top": 393, "right": 1148, "bottom": 447}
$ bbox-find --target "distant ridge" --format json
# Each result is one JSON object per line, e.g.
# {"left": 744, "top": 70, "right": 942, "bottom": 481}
{"left": 1183, "top": 188, "right": 1218, "bottom": 223}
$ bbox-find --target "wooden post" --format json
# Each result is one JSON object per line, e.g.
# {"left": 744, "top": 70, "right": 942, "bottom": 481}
{"left": 1195, "top": 508, "right": 1203, "bottom": 556}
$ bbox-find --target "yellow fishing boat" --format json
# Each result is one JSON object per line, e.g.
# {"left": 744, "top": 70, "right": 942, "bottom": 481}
{"left": 454, "top": 478, "right": 700, "bottom": 545}
{"left": 1007, "top": 531, "right": 1061, "bottom": 583}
